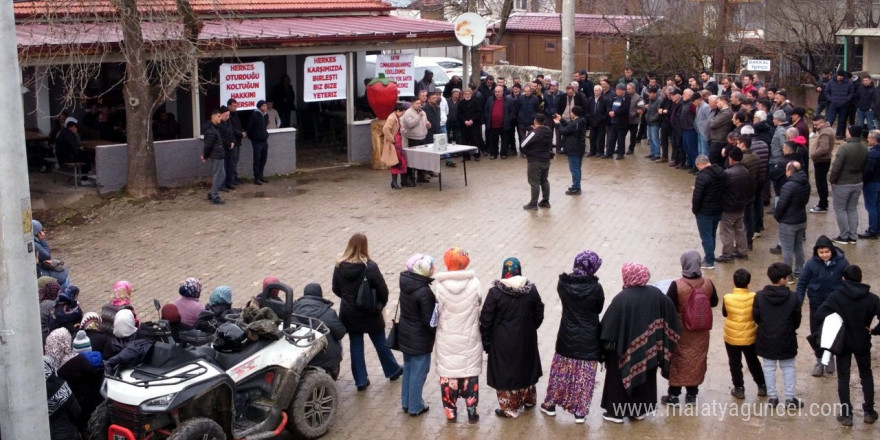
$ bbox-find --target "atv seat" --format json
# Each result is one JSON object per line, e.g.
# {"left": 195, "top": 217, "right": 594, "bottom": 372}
{"left": 130, "top": 343, "right": 206, "bottom": 381}
{"left": 212, "top": 338, "right": 275, "bottom": 371}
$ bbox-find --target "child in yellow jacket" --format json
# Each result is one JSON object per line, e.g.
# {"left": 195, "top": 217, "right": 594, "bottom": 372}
{"left": 721, "top": 269, "right": 767, "bottom": 399}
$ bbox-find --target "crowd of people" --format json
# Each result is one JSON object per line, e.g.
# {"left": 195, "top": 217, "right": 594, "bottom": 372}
{"left": 329, "top": 233, "right": 879, "bottom": 427}
{"left": 30, "top": 210, "right": 880, "bottom": 439}
{"left": 380, "top": 68, "right": 880, "bottom": 232}
{"left": 32, "top": 65, "right": 880, "bottom": 437}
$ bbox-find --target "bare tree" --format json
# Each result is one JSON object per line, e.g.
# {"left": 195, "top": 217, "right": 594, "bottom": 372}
{"left": 17, "top": 0, "right": 234, "bottom": 198}
{"left": 764, "top": 0, "right": 850, "bottom": 83}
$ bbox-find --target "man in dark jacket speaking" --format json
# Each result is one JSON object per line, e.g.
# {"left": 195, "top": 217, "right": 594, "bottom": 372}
{"left": 774, "top": 161, "right": 811, "bottom": 278}
{"left": 246, "top": 100, "right": 271, "bottom": 185}
{"left": 692, "top": 154, "right": 727, "bottom": 269}
{"left": 292, "top": 283, "right": 346, "bottom": 380}
{"left": 521, "top": 114, "right": 554, "bottom": 211}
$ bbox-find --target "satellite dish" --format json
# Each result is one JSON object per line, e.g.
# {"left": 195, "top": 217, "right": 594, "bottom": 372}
{"left": 454, "top": 13, "right": 487, "bottom": 47}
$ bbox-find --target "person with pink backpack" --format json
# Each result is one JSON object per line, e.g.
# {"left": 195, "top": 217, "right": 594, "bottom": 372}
{"left": 660, "top": 250, "right": 718, "bottom": 407}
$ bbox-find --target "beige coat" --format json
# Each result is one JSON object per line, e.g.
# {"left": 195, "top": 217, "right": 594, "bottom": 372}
{"left": 382, "top": 113, "right": 400, "bottom": 152}
{"left": 432, "top": 270, "right": 483, "bottom": 378}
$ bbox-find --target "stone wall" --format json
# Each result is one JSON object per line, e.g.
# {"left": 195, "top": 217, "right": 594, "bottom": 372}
{"left": 484, "top": 65, "right": 563, "bottom": 85}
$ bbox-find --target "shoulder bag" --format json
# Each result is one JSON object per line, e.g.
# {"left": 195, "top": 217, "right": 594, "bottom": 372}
{"left": 355, "top": 265, "right": 379, "bottom": 312}
{"left": 386, "top": 300, "right": 400, "bottom": 351}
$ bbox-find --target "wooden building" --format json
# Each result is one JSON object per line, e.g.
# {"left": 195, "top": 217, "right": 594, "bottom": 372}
{"left": 494, "top": 12, "right": 655, "bottom": 73}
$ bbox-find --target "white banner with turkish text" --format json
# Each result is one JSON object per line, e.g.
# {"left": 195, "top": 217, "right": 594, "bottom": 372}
{"left": 220, "top": 62, "right": 266, "bottom": 111}
{"left": 745, "top": 59, "right": 771, "bottom": 72}
{"left": 304, "top": 54, "right": 347, "bottom": 102}
{"left": 376, "top": 54, "right": 415, "bottom": 97}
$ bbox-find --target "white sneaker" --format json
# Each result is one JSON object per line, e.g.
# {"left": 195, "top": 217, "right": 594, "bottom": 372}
{"left": 602, "top": 413, "right": 624, "bottom": 424}
{"left": 574, "top": 416, "right": 585, "bottom": 424}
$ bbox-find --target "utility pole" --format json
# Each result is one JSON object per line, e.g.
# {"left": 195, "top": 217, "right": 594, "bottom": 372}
{"left": 468, "top": 0, "right": 480, "bottom": 89}
{"left": 0, "top": 1, "right": 52, "bottom": 439}
{"left": 561, "top": 0, "right": 575, "bottom": 80}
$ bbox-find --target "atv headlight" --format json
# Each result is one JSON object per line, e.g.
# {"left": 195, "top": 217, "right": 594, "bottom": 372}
{"left": 139, "top": 393, "right": 177, "bottom": 412}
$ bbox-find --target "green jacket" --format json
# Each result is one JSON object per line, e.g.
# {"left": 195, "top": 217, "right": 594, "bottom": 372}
{"left": 829, "top": 137, "right": 868, "bottom": 185}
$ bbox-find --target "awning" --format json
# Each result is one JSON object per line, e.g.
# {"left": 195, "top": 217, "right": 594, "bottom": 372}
{"left": 17, "top": 15, "right": 455, "bottom": 61}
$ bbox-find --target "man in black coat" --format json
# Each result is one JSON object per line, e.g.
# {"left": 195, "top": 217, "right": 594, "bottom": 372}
{"left": 201, "top": 109, "right": 226, "bottom": 205}
{"left": 555, "top": 106, "right": 587, "bottom": 195}
{"left": 246, "top": 100, "right": 270, "bottom": 184}
{"left": 292, "top": 283, "right": 346, "bottom": 380}
{"left": 814, "top": 265, "right": 880, "bottom": 425}
{"left": 422, "top": 92, "right": 443, "bottom": 144}
{"left": 774, "top": 161, "right": 811, "bottom": 277}
{"left": 584, "top": 85, "right": 608, "bottom": 157}
{"left": 717, "top": 148, "right": 754, "bottom": 262}
{"left": 521, "top": 114, "right": 554, "bottom": 210}
{"left": 54, "top": 120, "right": 94, "bottom": 186}
{"left": 225, "top": 99, "right": 246, "bottom": 187}
{"left": 217, "top": 106, "right": 236, "bottom": 192}
{"left": 753, "top": 262, "right": 802, "bottom": 409}
{"left": 556, "top": 83, "right": 588, "bottom": 121}
{"left": 692, "top": 155, "right": 727, "bottom": 268}
{"left": 604, "top": 84, "right": 630, "bottom": 159}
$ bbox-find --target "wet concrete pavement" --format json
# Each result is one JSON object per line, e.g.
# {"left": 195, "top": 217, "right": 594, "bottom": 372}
{"left": 43, "top": 146, "right": 880, "bottom": 437}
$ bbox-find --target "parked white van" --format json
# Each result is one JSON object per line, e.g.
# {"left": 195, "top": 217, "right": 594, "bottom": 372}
{"left": 365, "top": 55, "right": 449, "bottom": 90}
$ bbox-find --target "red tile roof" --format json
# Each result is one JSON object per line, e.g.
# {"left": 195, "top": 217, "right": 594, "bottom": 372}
{"left": 500, "top": 12, "right": 655, "bottom": 35}
{"left": 14, "top": 0, "right": 392, "bottom": 19}
{"left": 17, "top": 15, "right": 453, "bottom": 51}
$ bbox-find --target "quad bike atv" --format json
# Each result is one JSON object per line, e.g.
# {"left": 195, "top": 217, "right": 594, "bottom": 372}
{"left": 89, "top": 283, "right": 338, "bottom": 440}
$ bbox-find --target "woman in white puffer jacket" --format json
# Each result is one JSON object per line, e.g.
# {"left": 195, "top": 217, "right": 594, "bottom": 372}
{"left": 432, "top": 247, "right": 483, "bottom": 423}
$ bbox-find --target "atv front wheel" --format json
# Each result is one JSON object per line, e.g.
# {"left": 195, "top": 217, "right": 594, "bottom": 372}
{"left": 287, "top": 369, "right": 337, "bottom": 439}
{"left": 87, "top": 401, "right": 110, "bottom": 440}
{"left": 167, "top": 417, "right": 226, "bottom": 440}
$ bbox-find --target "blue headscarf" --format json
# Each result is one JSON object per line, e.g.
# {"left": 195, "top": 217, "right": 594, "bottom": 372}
{"left": 209, "top": 286, "right": 233, "bottom": 305}
{"left": 32, "top": 220, "right": 43, "bottom": 237}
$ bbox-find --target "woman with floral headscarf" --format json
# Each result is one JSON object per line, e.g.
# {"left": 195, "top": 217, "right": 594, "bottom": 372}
{"left": 540, "top": 250, "right": 605, "bottom": 423}
{"left": 480, "top": 257, "right": 545, "bottom": 419}
{"left": 45, "top": 328, "right": 103, "bottom": 423}
{"left": 173, "top": 277, "right": 204, "bottom": 327}
{"left": 44, "top": 357, "right": 82, "bottom": 440}
{"left": 398, "top": 254, "right": 437, "bottom": 416}
{"left": 81, "top": 312, "right": 112, "bottom": 356}
{"left": 599, "top": 263, "right": 681, "bottom": 423}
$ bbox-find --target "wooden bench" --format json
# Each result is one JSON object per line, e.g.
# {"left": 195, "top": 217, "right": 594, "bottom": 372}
{"left": 44, "top": 157, "right": 88, "bottom": 189}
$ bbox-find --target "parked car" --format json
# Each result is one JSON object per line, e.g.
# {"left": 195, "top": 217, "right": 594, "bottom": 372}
{"left": 418, "top": 56, "right": 487, "bottom": 83}
{"left": 365, "top": 55, "right": 449, "bottom": 92}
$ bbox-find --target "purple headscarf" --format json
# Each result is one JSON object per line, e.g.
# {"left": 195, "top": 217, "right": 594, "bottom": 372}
{"left": 572, "top": 250, "right": 602, "bottom": 277}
